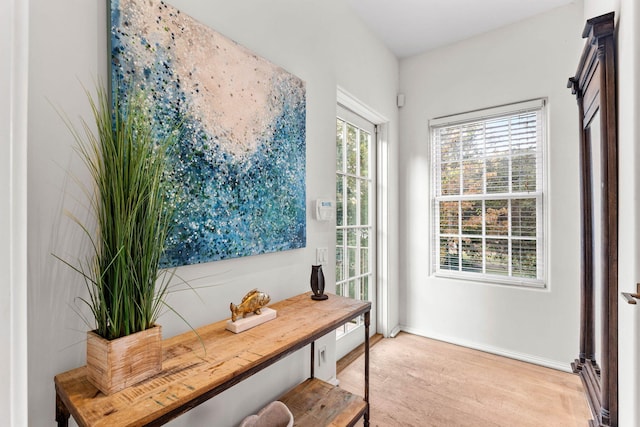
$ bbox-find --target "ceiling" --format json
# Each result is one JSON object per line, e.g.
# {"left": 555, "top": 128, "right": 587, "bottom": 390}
{"left": 346, "top": 0, "right": 576, "bottom": 58}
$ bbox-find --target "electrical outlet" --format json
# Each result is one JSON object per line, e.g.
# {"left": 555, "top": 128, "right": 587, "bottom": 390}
{"left": 318, "top": 345, "right": 326, "bottom": 366}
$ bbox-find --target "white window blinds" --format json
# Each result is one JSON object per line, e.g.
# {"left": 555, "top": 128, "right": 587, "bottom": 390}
{"left": 430, "top": 99, "right": 546, "bottom": 287}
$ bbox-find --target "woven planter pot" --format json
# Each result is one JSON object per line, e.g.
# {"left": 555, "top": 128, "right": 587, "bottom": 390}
{"left": 86, "top": 325, "right": 162, "bottom": 395}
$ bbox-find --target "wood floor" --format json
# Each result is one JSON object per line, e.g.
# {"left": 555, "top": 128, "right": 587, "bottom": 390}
{"left": 337, "top": 332, "right": 591, "bottom": 427}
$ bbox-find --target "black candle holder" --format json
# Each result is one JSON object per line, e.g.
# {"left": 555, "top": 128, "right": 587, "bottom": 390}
{"left": 310, "top": 265, "right": 328, "bottom": 300}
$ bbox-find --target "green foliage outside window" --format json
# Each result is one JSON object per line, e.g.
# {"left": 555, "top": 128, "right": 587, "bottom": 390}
{"left": 434, "top": 109, "right": 542, "bottom": 282}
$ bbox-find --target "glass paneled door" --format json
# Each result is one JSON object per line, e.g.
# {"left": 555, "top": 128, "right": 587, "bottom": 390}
{"left": 335, "top": 105, "right": 376, "bottom": 358}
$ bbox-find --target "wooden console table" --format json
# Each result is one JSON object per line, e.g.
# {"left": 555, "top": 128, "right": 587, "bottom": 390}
{"left": 54, "top": 292, "right": 371, "bottom": 426}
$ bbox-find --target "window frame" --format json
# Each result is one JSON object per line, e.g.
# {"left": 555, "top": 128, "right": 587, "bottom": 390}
{"left": 429, "top": 99, "right": 547, "bottom": 288}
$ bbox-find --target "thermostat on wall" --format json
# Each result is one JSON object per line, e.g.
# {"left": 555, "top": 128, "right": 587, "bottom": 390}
{"left": 314, "top": 199, "right": 335, "bottom": 221}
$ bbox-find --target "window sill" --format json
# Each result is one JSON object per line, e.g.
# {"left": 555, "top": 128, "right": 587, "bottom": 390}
{"left": 433, "top": 271, "right": 546, "bottom": 289}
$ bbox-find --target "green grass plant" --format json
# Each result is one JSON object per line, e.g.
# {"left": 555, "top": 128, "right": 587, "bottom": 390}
{"left": 60, "top": 83, "right": 179, "bottom": 340}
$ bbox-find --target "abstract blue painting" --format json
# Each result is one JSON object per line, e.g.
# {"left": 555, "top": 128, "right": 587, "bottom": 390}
{"left": 110, "top": 0, "right": 306, "bottom": 267}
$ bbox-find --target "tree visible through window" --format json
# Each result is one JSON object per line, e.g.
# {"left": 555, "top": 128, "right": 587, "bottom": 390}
{"left": 431, "top": 100, "right": 545, "bottom": 286}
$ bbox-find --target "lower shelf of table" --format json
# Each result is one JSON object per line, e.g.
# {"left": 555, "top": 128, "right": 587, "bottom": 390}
{"left": 279, "top": 378, "right": 367, "bottom": 427}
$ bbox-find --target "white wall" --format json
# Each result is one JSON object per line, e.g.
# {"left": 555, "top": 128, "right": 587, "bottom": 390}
{"left": 583, "top": 0, "right": 640, "bottom": 425}
{"left": 616, "top": 2, "right": 640, "bottom": 425}
{"left": 398, "top": 2, "right": 585, "bottom": 369}
{"left": 26, "top": 1, "right": 398, "bottom": 426}
{"left": 584, "top": 0, "right": 621, "bottom": 22}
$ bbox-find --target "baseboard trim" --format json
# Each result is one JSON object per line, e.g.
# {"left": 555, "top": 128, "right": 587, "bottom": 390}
{"left": 399, "top": 325, "right": 572, "bottom": 373}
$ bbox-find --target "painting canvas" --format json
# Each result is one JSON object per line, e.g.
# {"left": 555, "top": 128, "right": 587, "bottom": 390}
{"left": 110, "top": 0, "right": 306, "bottom": 267}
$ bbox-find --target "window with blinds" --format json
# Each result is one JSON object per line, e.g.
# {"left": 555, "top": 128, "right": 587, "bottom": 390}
{"left": 430, "top": 99, "right": 546, "bottom": 287}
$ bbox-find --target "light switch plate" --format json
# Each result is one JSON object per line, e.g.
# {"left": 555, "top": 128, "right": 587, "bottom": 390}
{"left": 316, "top": 247, "right": 328, "bottom": 265}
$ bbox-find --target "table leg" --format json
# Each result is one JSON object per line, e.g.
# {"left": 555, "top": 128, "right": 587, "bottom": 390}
{"left": 56, "top": 392, "right": 70, "bottom": 427}
{"left": 310, "top": 341, "right": 315, "bottom": 379}
{"left": 364, "top": 311, "right": 370, "bottom": 427}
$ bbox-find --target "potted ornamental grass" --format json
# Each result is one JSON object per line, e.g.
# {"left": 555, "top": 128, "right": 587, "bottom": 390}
{"left": 59, "top": 82, "right": 180, "bottom": 394}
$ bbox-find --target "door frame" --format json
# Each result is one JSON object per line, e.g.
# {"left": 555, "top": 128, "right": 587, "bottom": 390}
{"left": 336, "top": 87, "right": 390, "bottom": 358}
{"left": 1, "top": 0, "right": 29, "bottom": 421}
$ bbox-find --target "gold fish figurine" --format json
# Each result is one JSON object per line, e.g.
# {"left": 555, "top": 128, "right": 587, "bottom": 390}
{"left": 230, "top": 289, "right": 271, "bottom": 322}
